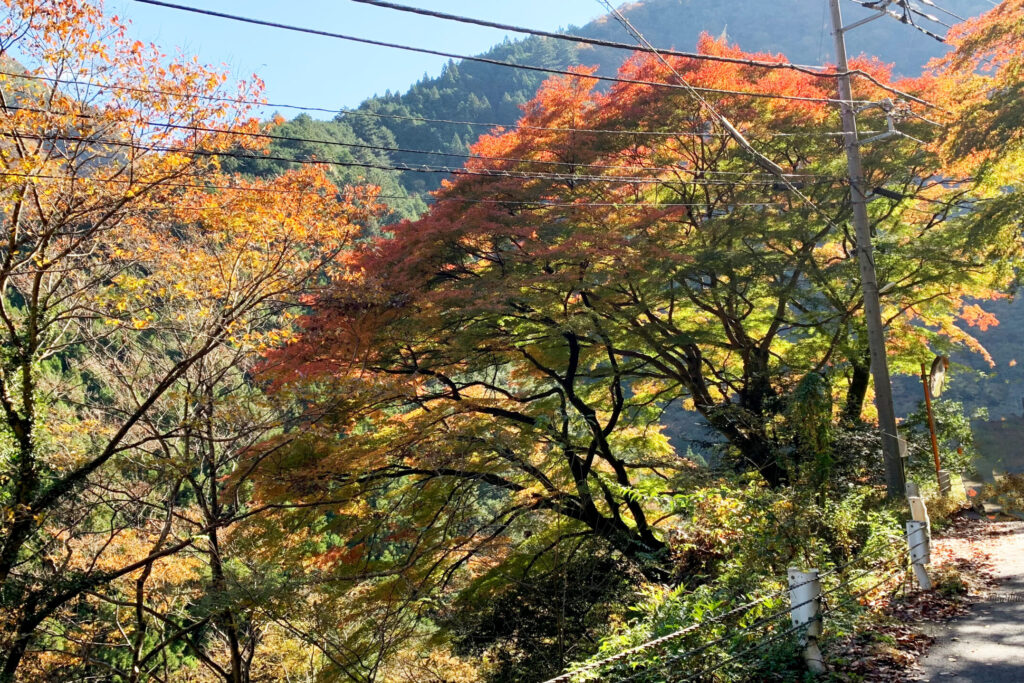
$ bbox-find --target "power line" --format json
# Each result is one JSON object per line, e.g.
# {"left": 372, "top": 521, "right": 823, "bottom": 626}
{"left": 349, "top": 0, "right": 938, "bottom": 109}
{"left": 5, "top": 129, "right": 851, "bottom": 189}
{"left": 0, "top": 103, "right": 835, "bottom": 181}
{"left": 866, "top": 0, "right": 957, "bottom": 29}
{"left": 0, "top": 170, "right": 347, "bottom": 197}
{"left": 19, "top": 133, "right": 965, "bottom": 208}
{"left": 906, "top": 1, "right": 956, "bottom": 27}
{"left": 10, "top": 110, "right": 957, "bottom": 203}
{"left": 26, "top": 161, "right": 969, "bottom": 213}
{"left": 352, "top": 0, "right": 834, "bottom": 70}
{"left": 594, "top": 2, "right": 925, "bottom": 498}
{"left": 332, "top": 107, "right": 884, "bottom": 139}
{"left": 0, "top": 171, "right": 799, "bottom": 210}
{"left": 595, "top": 0, "right": 848, "bottom": 233}
{"left": 132, "top": 0, "right": 877, "bottom": 107}
{"left": 917, "top": 0, "right": 966, "bottom": 22}
{"left": 333, "top": 109, "right": 875, "bottom": 139}
{"left": 902, "top": 0, "right": 955, "bottom": 28}
{"left": 0, "top": 75, "right": 949, "bottom": 205}
{"left": 0, "top": 70, "right": 893, "bottom": 142}
{"left": 849, "top": 0, "right": 947, "bottom": 42}
{"left": 430, "top": 196, "right": 786, "bottom": 209}
{"left": 599, "top": 1, "right": 792, "bottom": 181}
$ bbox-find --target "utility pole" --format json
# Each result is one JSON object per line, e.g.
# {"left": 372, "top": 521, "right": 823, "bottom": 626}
{"left": 828, "top": 0, "right": 906, "bottom": 498}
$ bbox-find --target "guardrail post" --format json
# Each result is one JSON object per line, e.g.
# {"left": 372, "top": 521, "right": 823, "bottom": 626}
{"left": 788, "top": 567, "right": 826, "bottom": 674}
{"left": 908, "top": 495, "right": 930, "bottom": 539}
{"left": 906, "top": 520, "right": 932, "bottom": 589}
{"left": 937, "top": 469, "right": 952, "bottom": 496}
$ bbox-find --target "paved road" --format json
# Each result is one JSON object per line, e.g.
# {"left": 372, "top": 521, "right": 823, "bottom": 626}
{"left": 917, "top": 521, "right": 1024, "bottom": 682}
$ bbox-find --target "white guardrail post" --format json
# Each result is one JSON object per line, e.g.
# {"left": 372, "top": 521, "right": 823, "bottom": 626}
{"left": 906, "top": 520, "right": 932, "bottom": 589}
{"left": 788, "top": 567, "right": 826, "bottom": 674}
{"left": 907, "top": 492, "right": 932, "bottom": 589}
{"left": 908, "top": 496, "right": 931, "bottom": 539}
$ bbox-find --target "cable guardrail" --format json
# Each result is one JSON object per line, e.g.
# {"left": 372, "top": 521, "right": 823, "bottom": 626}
{"left": 542, "top": 552, "right": 893, "bottom": 682}
{"left": 676, "top": 620, "right": 807, "bottom": 683}
{"left": 543, "top": 534, "right": 913, "bottom": 682}
{"left": 677, "top": 567, "right": 905, "bottom": 683}
{"left": 639, "top": 558, "right": 903, "bottom": 681}
{"left": 618, "top": 563, "right": 906, "bottom": 683}
{"left": 614, "top": 594, "right": 815, "bottom": 682}
{"left": 824, "top": 567, "right": 907, "bottom": 615}
{"left": 540, "top": 591, "right": 780, "bottom": 683}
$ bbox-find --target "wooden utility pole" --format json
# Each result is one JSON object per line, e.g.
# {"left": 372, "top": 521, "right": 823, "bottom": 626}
{"left": 921, "top": 362, "right": 943, "bottom": 485}
{"left": 828, "top": 0, "right": 906, "bottom": 498}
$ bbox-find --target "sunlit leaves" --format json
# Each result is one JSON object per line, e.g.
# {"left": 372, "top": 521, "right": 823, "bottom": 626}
{"left": 0, "top": 1, "right": 382, "bottom": 679}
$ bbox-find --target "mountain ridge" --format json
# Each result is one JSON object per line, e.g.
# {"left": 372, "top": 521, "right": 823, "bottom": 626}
{"left": 231, "top": 0, "right": 990, "bottom": 209}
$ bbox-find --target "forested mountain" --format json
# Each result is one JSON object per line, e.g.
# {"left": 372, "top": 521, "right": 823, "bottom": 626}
{"left": 892, "top": 296, "right": 1024, "bottom": 420}
{"left": 351, "top": 0, "right": 985, "bottom": 183}
{"left": 243, "top": 0, "right": 991, "bottom": 199}
{"left": 218, "top": 113, "right": 427, "bottom": 224}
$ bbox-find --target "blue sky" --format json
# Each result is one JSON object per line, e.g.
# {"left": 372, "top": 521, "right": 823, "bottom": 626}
{"left": 112, "top": 1, "right": 605, "bottom": 114}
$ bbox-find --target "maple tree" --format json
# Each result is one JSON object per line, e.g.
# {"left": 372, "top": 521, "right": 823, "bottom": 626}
{"left": 930, "top": 0, "right": 1024, "bottom": 173}
{"left": 0, "top": 1, "right": 379, "bottom": 679}
{"left": 260, "top": 36, "right": 1015, "bottom": 612}
{"left": 926, "top": 0, "right": 1024, "bottom": 282}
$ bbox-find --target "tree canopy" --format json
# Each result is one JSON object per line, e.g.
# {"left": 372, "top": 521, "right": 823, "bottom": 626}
{"left": 254, "top": 35, "right": 1019, "bottom": 651}
{"left": 0, "top": 1, "right": 379, "bottom": 678}
{"left": 2, "top": 0, "right": 1023, "bottom": 681}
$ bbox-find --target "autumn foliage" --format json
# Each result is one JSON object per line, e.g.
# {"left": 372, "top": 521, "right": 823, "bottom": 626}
{"left": 0, "top": 0, "right": 379, "bottom": 679}
{"left": 2, "top": 0, "right": 1023, "bottom": 681}
{"left": 245, "top": 30, "right": 1021, "bottom": 679}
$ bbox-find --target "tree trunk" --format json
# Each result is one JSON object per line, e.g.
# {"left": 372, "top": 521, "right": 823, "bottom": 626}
{"left": 592, "top": 518, "right": 669, "bottom": 581}
{"left": 843, "top": 349, "right": 871, "bottom": 424}
{"left": 699, "top": 407, "right": 787, "bottom": 487}
{"left": 202, "top": 391, "right": 246, "bottom": 683}
{"left": 0, "top": 631, "right": 30, "bottom": 683}
{"left": 208, "top": 528, "right": 245, "bottom": 683}
{"left": 0, "top": 597, "right": 43, "bottom": 683}
{"left": 679, "top": 344, "right": 787, "bottom": 486}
